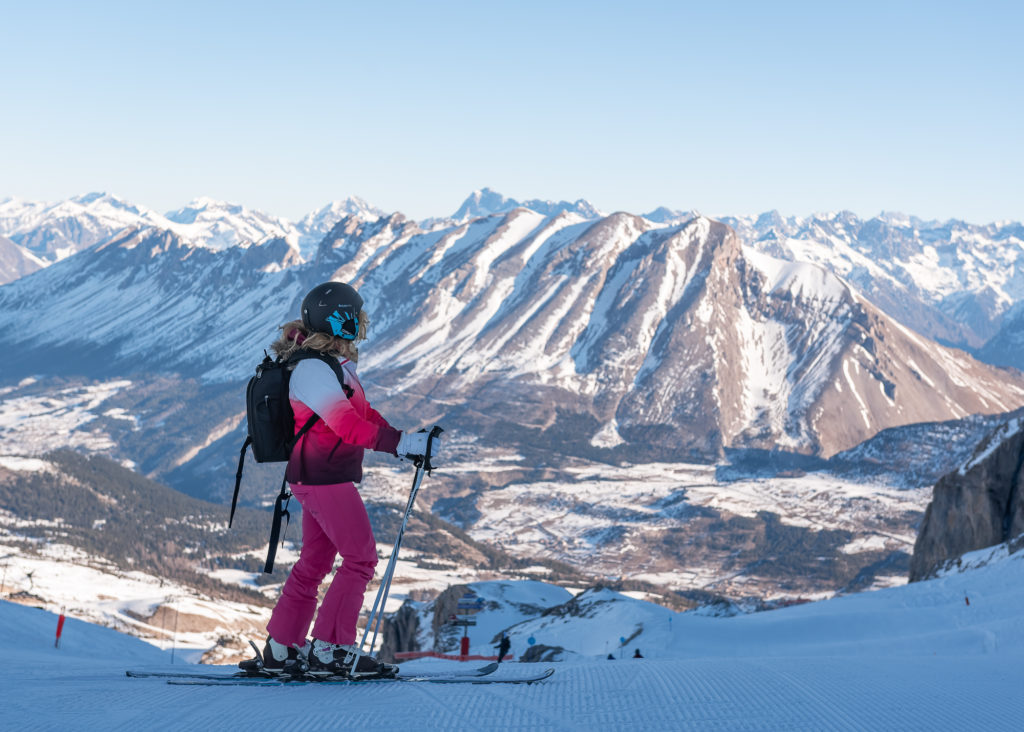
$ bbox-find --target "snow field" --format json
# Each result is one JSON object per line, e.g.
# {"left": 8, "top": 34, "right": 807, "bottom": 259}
{"left": 5, "top": 540, "right": 1024, "bottom": 730}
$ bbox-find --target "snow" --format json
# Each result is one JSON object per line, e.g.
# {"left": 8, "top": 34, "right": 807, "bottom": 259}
{"left": 0, "top": 535, "right": 272, "bottom": 660}
{"left": 5, "top": 541, "right": 1024, "bottom": 729}
{"left": 842, "top": 357, "right": 873, "bottom": 429}
{"left": 590, "top": 419, "right": 625, "bottom": 448}
{"left": 0, "top": 455, "right": 53, "bottom": 472}
{"left": 0, "top": 380, "right": 134, "bottom": 454}
{"left": 744, "top": 247, "right": 850, "bottom": 304}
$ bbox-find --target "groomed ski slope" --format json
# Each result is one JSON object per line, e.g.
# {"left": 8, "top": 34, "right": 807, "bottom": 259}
{"left": 5, "top": 543, "right": 1024, "bottom": 731}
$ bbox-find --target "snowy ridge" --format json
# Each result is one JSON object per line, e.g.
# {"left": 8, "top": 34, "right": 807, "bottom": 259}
{"left": 450, "top": 187, "right": 603, "bottom": 223}
{"left": 164, "top": 197, "right": 300, "bottom": 252}
{"left": 296, "top": 197, "right": 386, "bottom": 254}
{"left": 0, "top": 193, "right": 176, "bottom": 263}
{"left": 0, "top": 191, "right": 389, "bottom": 262}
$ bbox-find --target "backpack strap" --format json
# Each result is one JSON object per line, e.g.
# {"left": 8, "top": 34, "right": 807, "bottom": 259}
{"left": 286, "top": 414, "right": 319, "bottom": 453}
{"left": 229, "top": 435, "right": 253, "bottom": 528}
{"left": 278, "top": 350, "right": 352, "bottom": 457}
{"left": 286, "top": 350, "right": 354, "bottom": 399}
{"left": 264, "top": 477, "right": 291, "bottom": 573}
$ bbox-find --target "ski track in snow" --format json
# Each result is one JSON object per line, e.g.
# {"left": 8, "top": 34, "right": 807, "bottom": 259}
{"left": 6, "top": 617, "right": 1024, "bottom": 729}
{"left": 5, "top": 537, "right": 1024, "bottom": 730}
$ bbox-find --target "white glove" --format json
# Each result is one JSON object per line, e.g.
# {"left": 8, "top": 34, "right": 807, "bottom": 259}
{"left": 396, "top": 428, "right": 442, "bottom": 462}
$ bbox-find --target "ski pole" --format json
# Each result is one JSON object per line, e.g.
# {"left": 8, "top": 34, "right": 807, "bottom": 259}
{"left": 359, "top": 426, "right": 442, "bottom": 653}
{"left": 360, "top": 464, "right": 425, "bottom": 653}
{"left": 360, "top": 465, "right": 425, "bottom": 650}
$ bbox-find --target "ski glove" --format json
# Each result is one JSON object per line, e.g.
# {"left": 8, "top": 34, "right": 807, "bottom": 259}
{"left": 396, "top": 427, "right": 442, "bottom": 464}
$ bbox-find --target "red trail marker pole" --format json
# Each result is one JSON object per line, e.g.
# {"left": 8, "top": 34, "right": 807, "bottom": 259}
{"left": 55, "top": 606, "right": 66, "bottom": 649}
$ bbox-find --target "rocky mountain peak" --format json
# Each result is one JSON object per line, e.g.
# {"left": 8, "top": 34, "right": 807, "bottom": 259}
{"left": 451, "top": 188, "right": 602, "bottom": 223}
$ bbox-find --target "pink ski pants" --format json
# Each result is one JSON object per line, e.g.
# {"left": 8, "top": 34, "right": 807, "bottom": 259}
{"left": 266, "top": 482, "right": 378, "bottom": 646}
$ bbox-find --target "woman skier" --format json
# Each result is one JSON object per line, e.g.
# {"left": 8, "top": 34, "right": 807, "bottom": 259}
{"left": 240, "top": 281, "right": 440, "bottom": 678}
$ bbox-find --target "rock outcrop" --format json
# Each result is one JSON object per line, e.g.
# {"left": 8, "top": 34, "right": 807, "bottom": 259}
{"left": 379, "top": 584, "right": 476, "bottom": 661}
{"left": 379, "top": 599, "right": 422, "bottom": 663}
{"left": 909, "top": 413, "right": 1024, "bottom": 581}
{"left": 519, "top": 644, "right": 565, "bottom": 663}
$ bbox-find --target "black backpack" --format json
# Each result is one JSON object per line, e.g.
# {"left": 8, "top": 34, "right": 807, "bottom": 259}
{"left": 231, "top": 349, "right": 352, "bottom": 572}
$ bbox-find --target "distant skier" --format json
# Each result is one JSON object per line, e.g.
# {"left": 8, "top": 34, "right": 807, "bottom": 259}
{"left": 633, "top": 648, "right": 643, "bottom": 658}
{"left": 495, "top": 633, "right": 511, "bottom": 663}
{"left": 607, "top": 653, "right": 615, "bottom": 660}
{"left": 238, "top": 282, "right": 441, "bottom": 678}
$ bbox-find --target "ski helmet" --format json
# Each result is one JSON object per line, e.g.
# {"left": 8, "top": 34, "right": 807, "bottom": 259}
{"left": 301, "top": 282, "right": 363, "bottom": 340}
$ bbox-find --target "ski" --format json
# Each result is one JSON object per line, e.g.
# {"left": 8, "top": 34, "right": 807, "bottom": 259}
{"left": 164, "top": 668, "right": 555, "bottom": 686}
{"left": 126, "top": 661, "right": 502, "bottom": 682}
{"left": 126, "top": 669, "right": 265, "bottom": 681}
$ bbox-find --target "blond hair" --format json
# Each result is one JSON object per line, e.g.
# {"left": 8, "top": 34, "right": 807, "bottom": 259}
{"left": 271, "top": 310, "right": 370, "bottom": 363}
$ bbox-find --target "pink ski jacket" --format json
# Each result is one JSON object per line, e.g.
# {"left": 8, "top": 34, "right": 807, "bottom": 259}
{"left": 284, "top": 357, "right": 401, "bottom": 486}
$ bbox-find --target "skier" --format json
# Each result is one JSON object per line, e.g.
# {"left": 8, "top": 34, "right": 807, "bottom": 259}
{"left": 239, "top": 282, "right": 441, "bottom": 678}
{"left": 633, "top": 648, "right": 643, "bottom": 658}
{"left": 495, "top": 633, "right": 511, "bottom": 663}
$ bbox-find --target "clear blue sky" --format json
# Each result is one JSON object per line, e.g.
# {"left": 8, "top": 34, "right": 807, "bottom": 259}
{"left": 1, "top": 0, "right": 1021, "bottom": 223}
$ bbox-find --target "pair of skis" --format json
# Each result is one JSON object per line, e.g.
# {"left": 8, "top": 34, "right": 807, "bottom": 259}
{"left": 126, "top": 662, "right": 555, "bottom": 686}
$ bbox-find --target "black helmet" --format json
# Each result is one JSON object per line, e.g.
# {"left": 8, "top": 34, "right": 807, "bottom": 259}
{"left": 301, "top": 282, "right": 363, "bottom": 340}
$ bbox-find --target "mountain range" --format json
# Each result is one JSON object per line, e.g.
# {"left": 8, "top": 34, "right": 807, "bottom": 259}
{"left": 1, "top": 188, "right": 1023, "bottom": 606}
{"left": 3, "top": 189, "right": 1020, "bottom": 366}
{"left": 1, "top": 201, "right": 1020, "bottom": 458}
{"left": 0, "top": 192, "right": 384, "bottom": 269}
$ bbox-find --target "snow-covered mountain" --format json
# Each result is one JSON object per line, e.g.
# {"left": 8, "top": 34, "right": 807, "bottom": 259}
{"left": 0, "top": 193, "right": 172, "bottom": 263}
{"left": 296, "top": 197, "right": 386, "bottom": 254}
{"left": 450, "top": 187, "right": 603, "bottom": 223}
{"left": 342, "top": 210, "right": 1023, "bottom": 459}
{"left": 3, "top": 210, "right": 1020, "bottom": 461}
{"left": 0, "top": 192, "right": 389, "bottom": 262}
{"left": 164, "top": 197, "right": 300, "bottom": 251}
{"left": 641, "top": 206, "right": 698, "bottom": 225}
{"left": 0, "top": 208, "right": 1020, "bottom": 461}
{"left": 4, "top": 191, "right": 1021, "bottom": 369}
{"left": 722, "top": 210, "right": 1024, "bottom": 355}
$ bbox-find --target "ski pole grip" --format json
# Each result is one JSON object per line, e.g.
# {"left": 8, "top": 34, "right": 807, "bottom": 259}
{"left": 422, "top": 425, "right": 444, "bottom": 473}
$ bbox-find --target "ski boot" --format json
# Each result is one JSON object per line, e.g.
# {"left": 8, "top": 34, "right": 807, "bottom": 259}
{"left": 237, "top": 637, "right": 309, "bottom": 676}
{"left": 300, "top": 640, "right": 393, "bottom": 679}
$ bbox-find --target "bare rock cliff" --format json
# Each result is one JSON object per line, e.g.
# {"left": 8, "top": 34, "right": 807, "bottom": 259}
{"left": 909, "top": 413, "right": 1024, "bottom": 581}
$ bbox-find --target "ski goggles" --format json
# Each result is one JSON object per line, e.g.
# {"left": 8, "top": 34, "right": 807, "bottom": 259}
{"left": 327, "top": 308, "right": 360, "bottom": 340}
